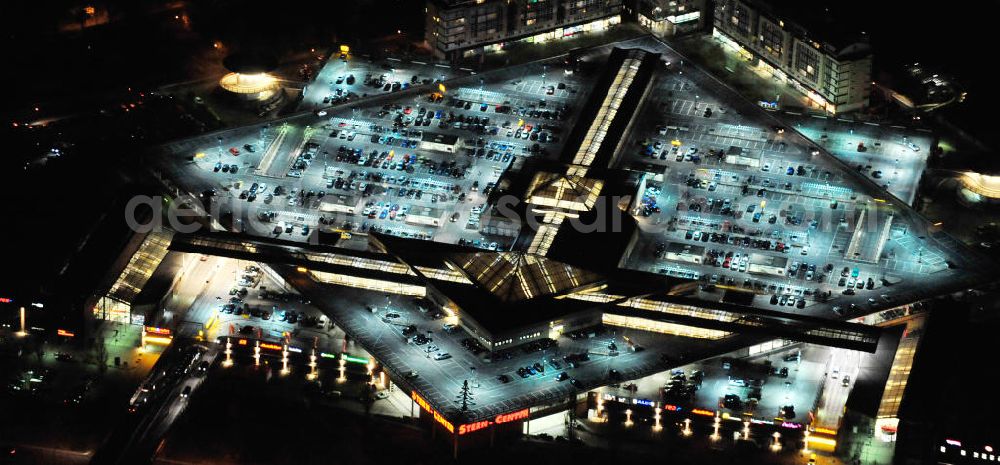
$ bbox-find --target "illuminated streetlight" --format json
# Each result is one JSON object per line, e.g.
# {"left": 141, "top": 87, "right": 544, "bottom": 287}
{"left": 682, "top": 418, "right": 693, "bottom": 436}
{"left": 280, "top": 344, "right": 290, "bottom": 376}
{"left": 652, "top": 407, "right": 662, "bottom": 432}
{"left": 16, "top": 307, "right": 27, "bottom": 337}
{"left": 803, "top": 430, "right": 811, "bottom": 454}
{"left": 222, "top": 338, "right": 233, "bottom": 368}
{"left": 337, "top": 358, "right": 347, "bottom": 383}
{"left": 742, "top": 421, "right": 750, "bottom": 441}
{"left": 307, "top": 349, "right": 318, "bottom": 380}
{"left": 624, "top": 409, "right": 633, "bottom": 427}
{"left": 253, "top": 340, "right": 261, "bottom": 367}
{"left": 710, "top": 415, "right": 721, "bottom": 441}
{"left": 771, "top": 431, "right": 782, "bottom": 451}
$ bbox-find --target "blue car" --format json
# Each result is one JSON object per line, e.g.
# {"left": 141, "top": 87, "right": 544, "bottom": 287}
{"left": 786, "top": 167, "right": 795, "bottom": 175}
{"left": 379, "top": 209, "right": 388, "bottom": 220}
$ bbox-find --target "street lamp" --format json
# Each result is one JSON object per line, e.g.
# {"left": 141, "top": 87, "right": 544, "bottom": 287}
{"left": 307, "top": 349, "right": 318, "bottom": 380}
{"left": 280, "top": 344, "right": 290, "bottom": 376}
{"left": 16, "top": 306, "right": 27, "bottom": 337}
{"left": 222, "top": 337, "right": 233, "bottom": 367}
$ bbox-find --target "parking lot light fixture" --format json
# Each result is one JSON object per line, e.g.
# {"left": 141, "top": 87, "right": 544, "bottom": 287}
{"left": 253, "top": 340, "right": 261, "bottom": 367}
{"left": 652, "top": 407, "right": 662, "bottom": 432}
{"left": 771, "top": 432, "right": 782, "bottom": 452}
{"left": 711, "top": 415, "right": 721, "bottom": 441}
{"left": 337, "top": 358, "right": 347, "bottom": 383}
{"left": 624, "top": 409, "right": 633, "bottom": 427}
{"left": 803, "top": 430, "right": 811, "bottom": 454}
{"left": 682, "top": 418, "right": 693, "bottom": 436}
{"left": 307, "top": 350, "right": 318, "bottom": 380}
{"left": 742, "top": 421, "right": 750, "bottom": 440}
{"left": 222, "top": 338, "right": 233, "bottom": 368}
{"left": 16, "top": 307, "right": 27, "bottom": 337}
{"left": 280, "top": 345, "right": 290, "bottom": 376}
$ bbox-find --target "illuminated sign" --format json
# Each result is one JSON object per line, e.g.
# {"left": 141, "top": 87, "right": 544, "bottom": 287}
{"left": 633, "top": 399, "right": 655, "bottom": 407}
{"left": 57, "top": 329, "right": 75, "bottom": 337}
{"left": 814, "top": 427, "right": 837, "bottom": 435}
{"left": 458, "top": 409, "right": 530, "bottom": 435}
{"left": 143, "top": 336, "right": 173, "bottom": 345}
{"left": 238, "top": 339, "right": 248, "bottom": 345}
{"left": 0, "top": 297, "right": 13, "bottom": 303}
{"left": 691, "top": 408, "right": 715, "bottom": 417}
{"left": 781, "top": 421, "right": 803, "bottom": 429}
{"left": 260, "top": 343, "right": 283, "bottom": 351}
{"left": 461, "top": 420, "right": 490, "bottom": 435}
{"left": 339, "top": 45, "right": 350, "bottom": 53}
{"left": 144, "top": 326, "right": 171, "bottom": 336}
{"left": 945, "top": 439, "right": 963, "bottom": 448}
{"left": 411, "top": 391, "right": 454, "bottom": 433}
{"left": 661, "top": 404, "right": 682, "bottom": 412}
{"left": 341, "top": 353, "right": 370, "bottom": 365}
{"left": 495, "top": 409, "right": 529, "bottom": 424}
{"left": 320, "top": 352, "right": 338, "bottom": 359}
{"left": 759, "top": 101, "right": 779, "bottom": 110}
{"left": 806, "top": 436, "right": 837, "bottom": 447}
{"left": 287, "top": 347, "right": 302, "bottom": 353}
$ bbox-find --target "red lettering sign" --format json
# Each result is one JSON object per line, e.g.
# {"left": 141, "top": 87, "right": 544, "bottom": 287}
{"left": 459, "top": 420, "right": 490, "bottom": 435}
{"left": 692, "top": 408, "right": 715, "bottom": 417}
{"left": 144, "top": 326, "right": 171, "bottom": 335}
{"left": 57, "top": 329, "right": 75, "bottom": 337}
{"left": 495, "top": 409, "right": 530, "bottom": 424}
{"left": 411, "top": 391, "right": 454, "bottom": 433}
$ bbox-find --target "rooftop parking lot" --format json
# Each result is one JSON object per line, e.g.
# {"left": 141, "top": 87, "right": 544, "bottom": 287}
{"left": 279, "top": 265, "right": 722, "bottom": 422}
{"left": 154, "top": 57, "right": 596, "bottom": 252}
{"left": 605, "top": 343, "right": 845, "bottom": 426}
{"left": 609, "top": 36, "right": 983, "bottom": 322}
{"left": 146, "top": 37, "right": 992, "bottom": 426}
{"left": 790, "top": 115, "right": 933, "bottom": 206}
{"left": 301, "top": 55, "right": 463, "bottom": 110}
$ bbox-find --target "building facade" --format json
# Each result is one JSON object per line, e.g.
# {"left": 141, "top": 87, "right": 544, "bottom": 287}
{"left": 425, "top": 0, "right": 623, "bottom": 60}
{"left": 634, "top": 0, "right": 709, "bottom": 38}
{"left": 711, "top": 0, "right": 872, "bottom": 114}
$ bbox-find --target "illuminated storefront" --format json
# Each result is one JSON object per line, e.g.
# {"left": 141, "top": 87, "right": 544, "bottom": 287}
{"left": 308, "top": 270, "right": 426, "bottom": 297}
{"left": 92, "top": 231, "right": 171, "bottom": 325}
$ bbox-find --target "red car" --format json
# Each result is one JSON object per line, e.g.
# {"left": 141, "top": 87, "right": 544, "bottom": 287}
{"left": 229, "top": 147, "right": 240, "bottom": 156}
{"left": 403, "top": 106, "right": 412, "bottom": 115}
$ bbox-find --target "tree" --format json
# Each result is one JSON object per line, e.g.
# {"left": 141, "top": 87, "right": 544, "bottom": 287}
{"left": 457, "top": 380, "right": 474, "bottom": 411}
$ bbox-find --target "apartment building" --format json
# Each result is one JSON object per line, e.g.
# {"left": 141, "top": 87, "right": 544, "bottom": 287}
{"left": 712, "top": 0, "right": 872, "bottom": 114}
{"left": 425, "top": 0, "right": 623, "bottom": 60}
{"left": 635, "top": 0, "right": 709, "bottom": 38}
